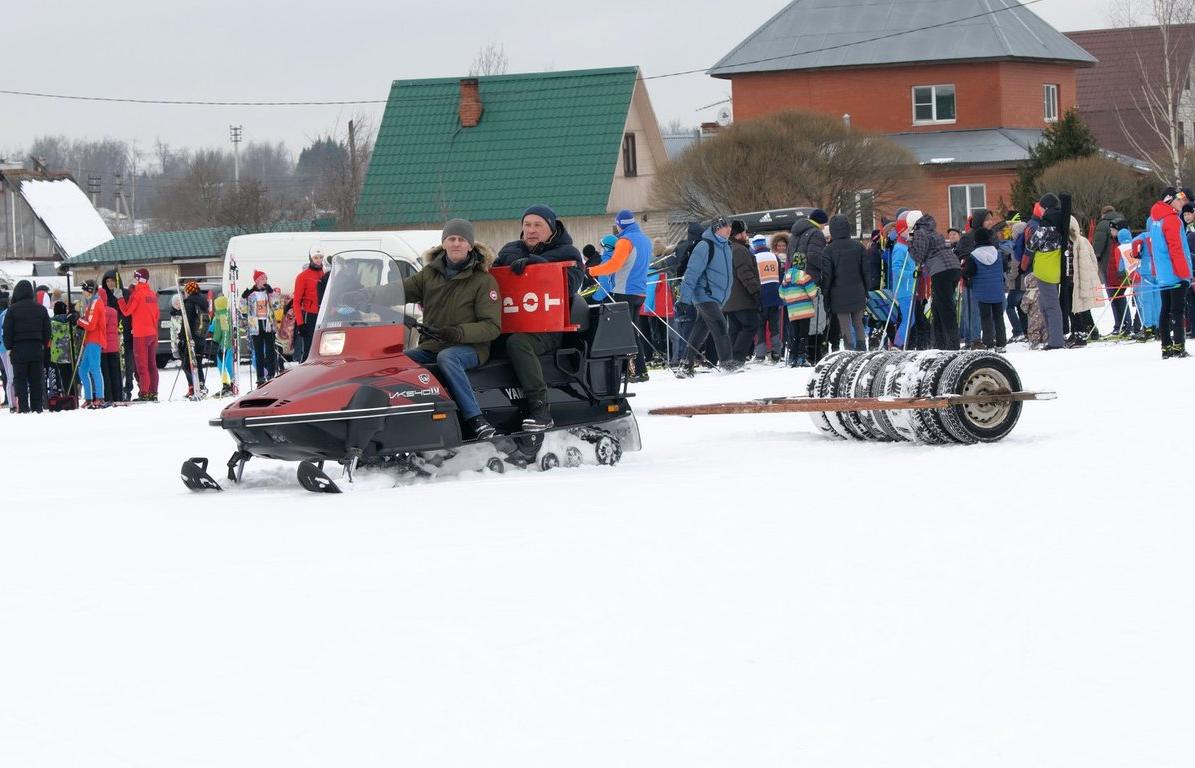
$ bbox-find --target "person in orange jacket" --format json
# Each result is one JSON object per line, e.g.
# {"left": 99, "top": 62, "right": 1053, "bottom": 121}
{"left": 291, "top": 246, "right": 325, "bottom": 362}
{"left": 76, "top": 279, "right": 107, "bottom": 407}
{"left": 118, "top": 268, "right": 160, "bottom": 400}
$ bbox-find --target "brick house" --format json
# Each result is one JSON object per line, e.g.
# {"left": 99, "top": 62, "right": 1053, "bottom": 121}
{"left": 708, "top": 0, "right": 1097, "bottom": 229}
{"left": 1065, "top": 25, "right": 1195, "bottom": 162}
{"left": 356, "top": 67, "right": 671, "bottom": 248}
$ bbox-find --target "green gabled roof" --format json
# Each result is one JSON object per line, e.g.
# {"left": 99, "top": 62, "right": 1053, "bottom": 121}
{"left": 67, "top": 221, "right": 312, "bottom": 266}
{"left": 356, "top": 66, "right": 639, "bottom": 227}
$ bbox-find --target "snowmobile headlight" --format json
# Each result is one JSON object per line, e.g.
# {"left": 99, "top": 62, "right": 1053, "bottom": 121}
{"left": 319, "top": 331, "right": 346, "bottom": 357}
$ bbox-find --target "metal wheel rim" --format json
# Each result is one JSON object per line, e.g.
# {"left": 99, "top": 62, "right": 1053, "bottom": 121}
{"left": 960, "top": 366, "right": 1013, "bottom": 428}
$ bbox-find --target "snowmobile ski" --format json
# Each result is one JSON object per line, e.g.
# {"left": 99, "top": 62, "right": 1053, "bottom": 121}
{"left": 298, "top": 461, "right": 342, "bottom": 493}
{"left": 181, "top": 457, "right": 223, "bottom": 492}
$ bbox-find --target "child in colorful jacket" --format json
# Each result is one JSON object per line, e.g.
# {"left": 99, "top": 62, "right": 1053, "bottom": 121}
{"left": 75, "top": 280, "right": 107, "bottom": 407}
{"left": 779, "top": 252, "right": 819, "bottom": 367}
{"left": 210, "top": 295, "right": 236, "bottom": 396}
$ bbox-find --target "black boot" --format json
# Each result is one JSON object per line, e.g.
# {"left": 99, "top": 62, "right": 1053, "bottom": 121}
{"left": 465, "top": 415, "right": 498, "bottom": 440}
{"left": 522, "top": 400, "right": 554, "bottom": 432}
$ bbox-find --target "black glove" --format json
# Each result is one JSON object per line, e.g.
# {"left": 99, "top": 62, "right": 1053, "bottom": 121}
{"left": 67, "top": 311, "right": 79, "bottom": 324}
{"left": 427, "top": 325, "right": 463, "bottom": 344}
{"left": 510, "top": 255, "right": 547, "bottom": 275}
{"left": 402, "top": 314, "right": 421, "bottom": 329}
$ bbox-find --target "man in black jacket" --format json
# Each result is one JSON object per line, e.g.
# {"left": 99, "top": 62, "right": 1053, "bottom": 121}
{"left": 102, "top": 269, "right": 134, "bottom": 399}
{"left": 722, "top": 219, "right": 761, "bottom": 363}
{"left": 495, "top": 204, "right": 585, "bottom": 432}
{"left": 2, "top": 280, "right": 51, "bottom": 412}
{"left": 788, "top": 208, "right": 835, "bottom": 359}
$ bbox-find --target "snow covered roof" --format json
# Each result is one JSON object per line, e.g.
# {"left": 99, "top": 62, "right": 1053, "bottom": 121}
{"left": 18, "top": 179, "right": 114, "bottom": 258}
{"left": 709, "top": 0, "right": 1097, "bottom": 77}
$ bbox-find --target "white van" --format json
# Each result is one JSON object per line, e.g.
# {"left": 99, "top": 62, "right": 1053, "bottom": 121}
{"left": 221, "top": 230, "right": 443, "bottom": 299}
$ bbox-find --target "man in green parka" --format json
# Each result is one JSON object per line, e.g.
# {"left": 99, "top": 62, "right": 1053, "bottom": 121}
{"left": 357, "top": 218, "right": 502, "bottom": 440}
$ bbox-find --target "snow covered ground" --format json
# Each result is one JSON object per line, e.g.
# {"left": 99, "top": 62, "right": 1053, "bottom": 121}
{"left": 1, "top": 344, "right": 1192, "bottom": 767}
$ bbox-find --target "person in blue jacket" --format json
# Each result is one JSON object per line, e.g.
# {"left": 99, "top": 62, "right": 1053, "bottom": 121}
{"left": 890, "top": 211, "right": 918, "bottom": 348}
{"left": 676, "top": 216, "right": 736, "bottom": 376}
{"left": 589, "top": 210, "right": 653, "bottom": 378}
{"left": 963, "top": 227, "right": 1008, "bottom": 350}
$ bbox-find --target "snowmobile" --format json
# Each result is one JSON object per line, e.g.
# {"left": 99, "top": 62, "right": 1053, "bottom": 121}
{"left": 181, "top": 250, "right": 641, "bottom": 493}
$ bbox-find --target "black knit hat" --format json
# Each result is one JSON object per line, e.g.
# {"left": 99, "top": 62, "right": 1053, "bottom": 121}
{"left": 974, "top": 227, "right": 993, "bottom": 246}
{"left": 730, "top": 219, "right": 748, "bottom": 237}
{"left": 809, "top": 209, "right": 829, "bottom": 225}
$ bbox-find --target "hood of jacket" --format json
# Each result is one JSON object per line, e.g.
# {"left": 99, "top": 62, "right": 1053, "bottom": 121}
{"left": 914, "top": 214, "right": 938, "bottom": 232}
{"left": 703, "top": 226, "right": 728, "bottom": 244}
{"left": 422, "top": 242, "right": 496, "bottom": 272}
{"left": 791, "top": 218, "right": 817, "bottom": 239}
{"left": 828, "top": 215, "right": 851, "bottom": 241}
{"left": 686, "top": 221, "right": 704, "bottom": 241}
{"left": 102, "top": 269, "right": 118, "bottom": 285}
{"left": 971, "top": 244, "right": 999, "bottom": 266}
{"left": 10, "top": 280, "right": 33, "bottom": 304}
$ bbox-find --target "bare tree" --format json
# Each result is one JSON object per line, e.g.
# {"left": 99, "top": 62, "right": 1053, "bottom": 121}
{"left": 1110, "top": 0, "right": 1195, "bottom": 185}
{"left": 1036, "top": 155, "right": 1144, "bottom": 224}
{"left": 651, "top": 110, "right": 921, "bottom": 218}
{"left": 659, "top": 118, "right": 692, "bottom": 136}
{"left": 296, "top": 114, "right": 375, "bottom": 227}
{"left": 468, "top": 42, "right": 509, "bottom": 77}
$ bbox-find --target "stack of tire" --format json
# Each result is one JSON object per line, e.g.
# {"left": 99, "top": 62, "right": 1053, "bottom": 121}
{"left": 805, "top": 350, "right": 1024, "bottom": 444}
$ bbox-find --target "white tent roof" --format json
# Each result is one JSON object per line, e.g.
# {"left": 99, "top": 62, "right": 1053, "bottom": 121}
{"left": 19, "top": 179, "right": 114, "bottom": 258}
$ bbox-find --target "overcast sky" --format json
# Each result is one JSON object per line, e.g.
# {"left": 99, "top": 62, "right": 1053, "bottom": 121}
{"left": 1, "top": 0, "right": 1114, "bottom": 164}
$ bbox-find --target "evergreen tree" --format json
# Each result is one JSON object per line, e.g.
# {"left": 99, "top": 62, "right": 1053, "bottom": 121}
{"left": 1012, "top": 109, "right": 1099, "bottom": 215}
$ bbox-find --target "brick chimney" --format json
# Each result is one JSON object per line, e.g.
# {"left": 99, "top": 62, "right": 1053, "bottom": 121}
{"left": 459, "top": 78, "right": 483, "bottom": 128}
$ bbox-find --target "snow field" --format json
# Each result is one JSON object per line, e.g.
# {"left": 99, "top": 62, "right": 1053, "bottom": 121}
{"left": 1, "top": 343, "right": 1192, "bottom": 767}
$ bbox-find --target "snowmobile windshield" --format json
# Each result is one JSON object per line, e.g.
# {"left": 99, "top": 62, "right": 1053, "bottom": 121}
{"left": 316, "top": 250, "right": 408, "bottom": 330}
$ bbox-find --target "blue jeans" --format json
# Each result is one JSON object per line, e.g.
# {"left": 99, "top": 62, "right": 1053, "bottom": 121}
{"left": 1006, "top": 289, "right": 1026, "bottom": 336}
{"left": 80, "top": 342, "right": 104, "bottom": 401}
{"left": 961, "top": 287, "right": 982, "bottom": 342}
{"left": 406, "top": 346, "right": 482, "bottom": 420}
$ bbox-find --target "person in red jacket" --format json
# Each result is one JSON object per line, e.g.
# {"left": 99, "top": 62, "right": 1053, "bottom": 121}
{"left": 76, "top": 280, "right": 107, "bottom": 407}
{"left": 291, "top": 247, "right": 325, "bottom": 362}
{"left": 99, "top": 289, "right": 122, "bottom": 402}
{"left": 118, "top": 268, "right": 161, "bottom": 400}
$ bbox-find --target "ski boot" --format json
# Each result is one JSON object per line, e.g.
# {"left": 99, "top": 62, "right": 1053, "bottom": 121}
{"left": 673, "top": 364, "right": 695, "bottom": 379}
{"left": 219, "top": 383, "right": 233, "bottom": 397}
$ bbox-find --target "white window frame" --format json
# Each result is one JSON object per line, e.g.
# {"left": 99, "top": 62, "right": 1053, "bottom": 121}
{"left": 912, "top": 84, "right": 957, "bottom": 126}
{"left": 948, "top": 184, "right": 987, "bottom": 232}
{"left": 1044, "top": 83, "right": 1059, "bottom": 123}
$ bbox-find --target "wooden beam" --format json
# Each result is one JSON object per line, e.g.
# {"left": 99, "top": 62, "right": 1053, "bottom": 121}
{"left": 649, "top": 391, "right": 1057, "bottom": 417}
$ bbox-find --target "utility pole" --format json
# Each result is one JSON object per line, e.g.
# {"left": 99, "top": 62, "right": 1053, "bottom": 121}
{"left": 347, "top": 119, "right": 358, "bottom": 227}
{"left": 113, "top": 173, "right": 128, "bottom": 233}
{"left": 230, "top": 125, "right": 243, "bottom": 189}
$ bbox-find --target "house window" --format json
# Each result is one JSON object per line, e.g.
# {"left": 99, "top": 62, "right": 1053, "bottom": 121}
{"left": 912, "top": 84, "right": 956, "bottom": 124}
{"left": 1044, "top": 84, "right": 1059, "bottom": 122}
{"left": 948, "top": 184, "right": 987, "bottom": 231}
{"left": 622, "top": 133, "right": 638, "bottom": 177}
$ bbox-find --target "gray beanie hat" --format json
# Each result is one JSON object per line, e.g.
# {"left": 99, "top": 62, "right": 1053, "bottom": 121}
{"left": 441, "top": 218, "right": 476, "bottom": 247}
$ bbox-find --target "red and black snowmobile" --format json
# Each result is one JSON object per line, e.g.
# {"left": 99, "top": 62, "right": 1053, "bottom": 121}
{"left": 181, "top": 250, "right": 641, "bottom": 493}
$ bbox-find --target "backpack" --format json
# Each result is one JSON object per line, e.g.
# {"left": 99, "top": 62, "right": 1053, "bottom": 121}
{"left": 1027, "top": 224, "right": 1063, "bottom": 284}
{"left": 674, "top": 239, "right": 696, "bottom": 278}
{"left": 679, "top": 238, "right": 718, "bottom": 279}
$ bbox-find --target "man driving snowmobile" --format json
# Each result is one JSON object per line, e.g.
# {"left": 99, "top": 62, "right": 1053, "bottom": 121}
{"left": 350, "top": 219, "right": 502, "bottom": 440}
